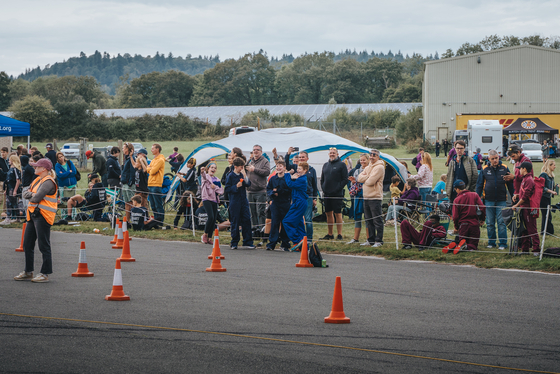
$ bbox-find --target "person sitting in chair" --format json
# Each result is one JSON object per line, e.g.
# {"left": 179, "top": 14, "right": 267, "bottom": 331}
{"left": 400, "top": 214, "right": 447, "bottom": 250}
{"left": 65, "top": 174, "right": 106, "bottom": 221}
{"left": 385, "top": 179, "right": 420, "bottom": 225}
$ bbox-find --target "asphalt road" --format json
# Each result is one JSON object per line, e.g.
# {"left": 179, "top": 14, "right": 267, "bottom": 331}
{"left": 1, "top": 228, "right": 559, "bottom": 373}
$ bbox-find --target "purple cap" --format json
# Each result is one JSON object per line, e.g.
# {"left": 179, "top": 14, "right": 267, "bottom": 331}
{"left": 30, "top": 158, "right": 53, "bottom": 171}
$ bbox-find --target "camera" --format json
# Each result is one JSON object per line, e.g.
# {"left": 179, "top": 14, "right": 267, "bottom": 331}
{"left": 550, "top": 202, "right": 560, "bottom": 213}
{"left": 293, "top": 147, "right": 299, "bottom": 152}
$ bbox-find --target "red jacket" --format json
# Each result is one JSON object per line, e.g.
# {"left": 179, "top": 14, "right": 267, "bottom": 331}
{"left": 513, "top": 154, "right": 533, "bottom": 195}
{"left": 452, "top": 190, "right": 486, "bottom": 228}
{"left": 519, "top": 174, "right": 535, "bottom": 208}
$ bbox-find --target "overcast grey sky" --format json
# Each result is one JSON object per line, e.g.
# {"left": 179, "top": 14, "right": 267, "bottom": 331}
{"left": 1, "top": 0, "right": 558, "bottom": 77}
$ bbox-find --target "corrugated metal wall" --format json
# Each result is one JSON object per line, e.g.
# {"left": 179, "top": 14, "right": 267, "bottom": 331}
{"left": 423, "top": 45, "right": 560, "bottom": 141}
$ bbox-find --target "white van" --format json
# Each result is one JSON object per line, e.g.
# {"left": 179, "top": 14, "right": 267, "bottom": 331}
{"left": 467, "top": 120, "right": 503, "bottom": 157}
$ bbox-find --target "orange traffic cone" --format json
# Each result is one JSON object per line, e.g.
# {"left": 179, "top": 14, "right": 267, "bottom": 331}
{"left": 295, "top": 237, "right": 313, "bottom": 268}
{"left": 118, "top": 230, "right": 136, "bottom": 262}
{"left": 110, "top": 218, "right": 120, "bottom": 244}
{"left": 206, "top": 238, "right": 227, "bottom": 272}
{"left": 15, "top": 222, "right": 26, "bottom": 252}
{"left": 324, "top": 276, "right": 350, "bottom": 324}
{"left": 112, "top": 221, "right": 124, "bottom": 249}
{"left": 208, "top": 229, "right": 225, "bottom": 260}
{"left": 72, "top": 241, "right": 94, "bottom": 277}
{"left": 105, "top": 259, "right": 130, "bottom": 301}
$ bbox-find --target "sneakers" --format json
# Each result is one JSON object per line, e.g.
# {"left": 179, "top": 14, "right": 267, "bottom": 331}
{"left": 453, "top": 240, "right": 467, "bottom": 255}
{"left": 201, "top": 234, "right": 208, "bottom": 244}
{"left": 442, "top": 242, "right": 456, "bottom": 254}
{"left": 280, "top": 247, "right": 290, "bottom": 251}
{"left": 14, "top": 271, "right": 33, "bottom": 281}
{"left": 346, "top": 239, "right": 359, "bottom": 244}
{"left": 372, "top": 242, "right": 383, "bottom": 248}
{"left": 321, "top": 234, "right": 334, "bottom": 240}
{"left": 0, "top": 218, "right": 13, "bottom": 225}
{"left": 245, "top": 244, "right": 256, "bottom": 249}
{"left": 360, "top": 241, "right": 371, "bottom": 246}
{"left": 498, "top": 246, "right": 506, "bottom": 251}
{"left": 336, "top": 235, "right": 343, "bottom": 240}
{"left": 486, "top": 245, "right": 495, "bottom": 249}
{"left": 265, "top": 246, "right": 273, "bottom": 251}
{"left": 403, "top": 245, "right": 413, "bottom": 249}
{"left": 230, "top": 245, "right": 238, "bottom": 250}
{"left": 31, "top": 273, "right": 49, "bottom": 283}
{"left": 385, "top": 220, "right": 395, "bottom": 226}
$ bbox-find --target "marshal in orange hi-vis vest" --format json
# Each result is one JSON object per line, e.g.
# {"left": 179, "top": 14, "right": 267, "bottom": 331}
{"left": 27, "top": 175, "right": 58, "bottom": 225}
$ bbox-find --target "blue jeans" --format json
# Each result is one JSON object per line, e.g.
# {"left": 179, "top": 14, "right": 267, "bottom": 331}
{"left": 419, "top": 187, "right": 431, "bottom": 203}
{"left": 148, "top": 186, "right": 164, "bottom": 225}
{"left": 486, "top": 200, "right": 508, "bottom": 247}
{"left": 304, "top": 197, "right": 314, "bottom": 240}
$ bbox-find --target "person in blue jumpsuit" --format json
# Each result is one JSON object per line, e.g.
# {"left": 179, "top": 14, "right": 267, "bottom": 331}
{"left": 225, "top": 157, "right": 254, "bottom": 249}
{"left": 282, "top": 162, "right": 309, "bottom": 246}
{"left": 266, "top": 160, "right": 292, "bottom": 251}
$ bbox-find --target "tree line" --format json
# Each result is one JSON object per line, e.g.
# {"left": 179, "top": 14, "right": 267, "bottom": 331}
{"left": 441, "top": 34, "right": 560, "bottom": 58}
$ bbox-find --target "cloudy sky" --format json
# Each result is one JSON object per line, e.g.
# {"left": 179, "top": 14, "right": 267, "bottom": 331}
{"left": 1, "top": 0, "right": 558, "bottom": 77}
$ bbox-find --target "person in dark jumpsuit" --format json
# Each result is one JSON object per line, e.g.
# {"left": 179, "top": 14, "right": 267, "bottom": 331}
{"left": 282, "top": 162, "right": 309, "bottom": 246}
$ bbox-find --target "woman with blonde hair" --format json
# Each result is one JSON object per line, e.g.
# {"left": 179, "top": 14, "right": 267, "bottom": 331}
{"left": 540, "top": 159, "right": 557, "bottom": 235}
{"left": 409, "top": 152, "right": 433, "bottom": 203}
{"left": 1, "top": 155, "right": 22, "bottom": 224}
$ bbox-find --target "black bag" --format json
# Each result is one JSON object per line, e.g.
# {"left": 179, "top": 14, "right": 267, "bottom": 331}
{"left": 543, "top": 247, "right": 560, "bottom": 258}
{"left": 411, "top": 157, "right": 418, "bottom": 166}
{"left": 308, "top": 242, "right": 326, "bottom": 268}
{"left": 70, "top": 161, "right": 81, "bottom": 182}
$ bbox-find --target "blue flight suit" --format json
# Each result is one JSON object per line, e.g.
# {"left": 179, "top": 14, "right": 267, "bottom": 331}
{"left": 266, "top": 173, "right": 292, "bottom": 250}
{"left": 282, "top": 174, "right": 308, "bottom": 244}
{"left": 225, "top": 172, "right": 253, "bottom": 247}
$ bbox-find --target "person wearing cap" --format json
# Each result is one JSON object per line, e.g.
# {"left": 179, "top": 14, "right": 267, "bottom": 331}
{"left": 476, "top": 149, "right": 514, "bottom": 250}
{"left": 446, "top": 140, "right": 478, "bottom": 203}
{"left": 503, "top": 144, "right": 532, "bottom": 200}
{"left": 511, "top": 162, "right": 540, "bottom": 254}
{"left": 45, "top": 143, "right": 57, "bottom": 167}
{"left": 452, "top": 179, "right": 485, "bottom": 252}
{"left": 14, "top": 158, "right": 58, "bottom": 283}
{"left": 146, "top": 143, "right": 166, "bottom": 226}
{"left": 86, "top": 149, "right": 107, "bottom": 187}
{"left": 65, "top": 173, "right": 106, "bottom": 221}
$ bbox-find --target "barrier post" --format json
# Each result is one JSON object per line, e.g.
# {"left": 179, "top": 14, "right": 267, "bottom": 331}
{"left": 111, "top": 187, "right": 117, "bottom": 229}
{"left": 190, "top": 195, "right": 195, "bottom": 237}
{"left": 393, "top": 197, "right": 399, "bottom": 250}
{"left": 539, "top": 205, "right": 550, "bottom": 261}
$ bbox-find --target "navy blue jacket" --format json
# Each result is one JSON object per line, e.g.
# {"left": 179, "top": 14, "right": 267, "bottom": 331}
{"left": 267, "top": 174, "right": 292, "bottom": 205}
{"left": 106, "top": 155, "right": 121, "bottom": 180}
{"left": 285, "top": 154, "right": 319, "bottom": 199}
{"left": 225, "top": 172, "right": 251, "bottom": 205}
{"left": 476, "top": 162, "right": 514, "bottom": 202}
{"left": 121, "top": 154, "right": 136, "bottom": 186}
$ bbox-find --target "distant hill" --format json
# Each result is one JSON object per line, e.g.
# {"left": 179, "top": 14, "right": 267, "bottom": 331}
{"left": 16, "top": 49, "right": 438, "bottom": 95}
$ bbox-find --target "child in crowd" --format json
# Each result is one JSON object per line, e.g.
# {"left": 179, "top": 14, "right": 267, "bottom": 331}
{"left": 66, "top": 174, "right": 106, "bottom": 221}
{"left": 432, "top": 174, "right": 447, "bottom": 195}
{"left": 174, "top": 191, "right": 197, "bottom": 230}
{"left": 225, "top": 157, "right": 254, "bottom": 249}
{"left": 401, "top": 214, "right": 447, "bottom": 250}
{"left": 200, "top": 162, "right": 224, "bottom": 244}
{"left": 282, "top": 161, "right": 309, "bottom": 248}
{"left": 130, "top": 195, "right": 158, "bottom": 230}
{"left": 512, "top": 162, "right": 540, "bottom": 254}
{"left": 266, "top": 160, "right": 291, "bottom": 251}
{"left": 450, "top": 179, "right": 486, "bottom": 252}
{"left": 389, "top": 175, "right": 402, "bottom": 200}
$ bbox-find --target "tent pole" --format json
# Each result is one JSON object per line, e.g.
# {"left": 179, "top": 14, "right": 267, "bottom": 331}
{"left": 27, "top": 136, "right": 30, "bottom": 150}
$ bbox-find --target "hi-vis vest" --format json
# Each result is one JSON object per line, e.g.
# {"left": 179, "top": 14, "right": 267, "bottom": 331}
{"left": 27, "top": 175, "right": 58, "bottom": 225}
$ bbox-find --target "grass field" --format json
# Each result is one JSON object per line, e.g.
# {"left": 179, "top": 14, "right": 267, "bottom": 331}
{"left": 16, "top": 139, "right": 560, "bottom": 273}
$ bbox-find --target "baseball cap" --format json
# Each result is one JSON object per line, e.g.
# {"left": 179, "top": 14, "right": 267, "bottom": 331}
{"left": 507, "top": 144, "right": 521, "bottom": 155}
{"left": 453, "top": 179, "right": 466, "bottom": 189}
{"left": 516, "top": 161, "right": 533, "bottom": 172}
{"left": 138, "top": 149, "right": 148, "bottom": 155}
{"left": 86, "top": 150, "right": 93, "bottom": 159}
{"left": 30, "top": 158, "right": 53, "bottom": 171}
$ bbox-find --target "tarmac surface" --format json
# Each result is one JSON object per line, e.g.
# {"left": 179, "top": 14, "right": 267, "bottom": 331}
{"left": 1, "top": 228, "right": 559, "bottom": 373}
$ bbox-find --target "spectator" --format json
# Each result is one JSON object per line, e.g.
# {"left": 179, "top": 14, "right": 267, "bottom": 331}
{"left": 409, "top": 152, "right": 433, "bottom": 203}
{"left": 66, "top": 174, "right": 106, "bottom": 221}
{"left": 130, "top": 195, "right": 158, "bottom": 230}
{"left": 55, "top": 152, "right": 78, "bottom": 200}
{"left": 106, "top": 146, "right": 122, "bottom": 188}
{"left": 389, "top": 175, "right": 402, "bottom": 200}
{"left": 199, "top": 162, "right": 224, "bottom": 244}
{"left": 167, "top": 147, "right": 179, "bottom": 163}
{"left": 266, "top": 160, "right": 292, "bottom": 251}
{"left": 432, "top": 175, "right": 447, "bottom": 196}
{"left": 86, "top": 150, "right": 107, "bottom": 187}
{"left": 446, "top": 140, "right": 478, "bottom": 203}
{"left": 346, "top": 154, "right": 369, "bottom": 244}
{"left": 442, "top": 139, "right": 449, "bottom": 157}
{"left": 539, "top": 159, "right": 557, "bottom": 236}
{"left": 174, "top": 191, "right": 198, "bottom": 230}
{"left": 20, "top": 155, "right": 35, "bottom": 211}
{"left": 321, "top": 147, "right": 349, "bottom": 240}
{"left": 452, "top": 180, "right": 486, "bottom": 252}
{"left": 399, "top": 160, "right": 412, "bottom": 177}
{"left": 435, "top": 140, "right": 441, "bottom": 157}
{"left": 502, "top": 136, "right": 509, "bottom": 157}
{"left": 385, "top": 179, "right": 419, "bottom": 225}
{"left": 413, "top": 148, "right": 424, "bottom": 171}
{"left": 286, "top": 150, "right": 318, "bottom": 241}
{"left": 511, "top": 162, "right": 540, "bottom": 254}
{"left": 1, "top": 155, "right": 22, "bottom": 224}
{"left": 45, "top": 143, "right": 57, "bottom": 167}
{"left": 14, "top": 158, "right": 57, "bottom": 283}
{"left": 542, "top": 140, "right": 550, "bottom": 162}
{"left": 476, "top": 150, "right": 514, "bottom": 250}
{"left": 246, "top": 144, "right": 270, "bottom": 231}
{"left": 282, "top": 161, "right": 309, "bottom": 247}
{"left": 225, "top": 157, "right": 254, "bottom": 250}
{"left": 503, "top": 144, "right": 533, "bottom": 200}
{"left": 121, "top": 143, "right": 136, "bottom": 206}
{"left": 401, "top": 214, "right": 447, "bottom": 250}
{"left": 472, "top": 148, "right": 483, "bottom": 172}
{"left": 146, "top": 143, "right": 166, "bottom": 227}
{"left": 133, "top": 149, "right": 149, "bottom": 208}
{"left": 179, "top": 158, "right": 198, "bottom": 195}
{"left": 358, "top": 149, "right": 385, "bottom": 247}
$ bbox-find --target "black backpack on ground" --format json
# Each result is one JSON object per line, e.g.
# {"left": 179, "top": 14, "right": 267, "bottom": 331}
{"left": 308, "top": 242, "right": 326, "bottom": 268}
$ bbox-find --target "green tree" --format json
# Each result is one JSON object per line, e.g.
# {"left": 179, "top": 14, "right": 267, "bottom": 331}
{"left": 0, "top": 72, "right": 11, "bottom": 111}
{"left": 395, "top": 106, "right": 423, "bottom": 144}
{"left": 382, "top": 83, "right": 421, "bottom": 103}
{"left": 8, "top": 95, "right": 56, "bottom": 141}
{"left": 321, "top": 59, "right": 366, "bottom": 104}
{"left": 362, "top": 58, "right": 403, "bottom": 102}
{"left": 8, "top": 79, "right": 31, "bottom": 105}
{"left": 455, "top": 42, "right": 484, "bottom": 56}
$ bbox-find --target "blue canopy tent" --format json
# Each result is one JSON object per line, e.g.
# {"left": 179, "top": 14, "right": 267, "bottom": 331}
{"left": 166, "top": 127, "right": 408, "bottom": 201}
{"left": 0, "top": 114, "right": 31, "bottom": 149}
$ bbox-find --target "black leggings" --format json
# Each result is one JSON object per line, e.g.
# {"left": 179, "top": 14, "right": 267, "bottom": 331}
{"left": 7, "top": 189, "right": 19, "bottom": 219}
{"left": 203, "top": 200, "right": 218, "bottom": 236}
